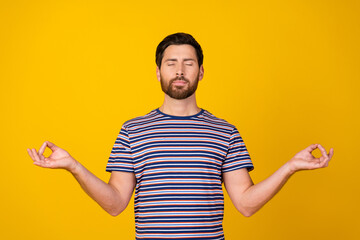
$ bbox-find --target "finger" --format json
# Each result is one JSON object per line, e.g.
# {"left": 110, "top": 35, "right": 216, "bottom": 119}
{"left": 38, "top": 142, "right": 47, "bottom": 161}
{"left": 38, "top": 141, "right": 47, "bottom": 155}
{"left": 329, "top": 148, "right": 334, "bottom": 159}
{"left": 46, "top": 141, "right": 58, "bottom": 152}
{"left": 317, "top": 144, "right": 329, "bottom": 159}
{"left": 305, "top": 144, "right": 318, "bottom": 153}
{"left": 31, "top": 148, "right": 41, "bottom": 162}
{"left": 317, "top": 144, "right": 333, "bottom": 168}
{"left": 33, "top": 161, "right": 44, "bottom": 167}
{"left": 33, "top": 159, "right": 52, "bottom": 168}
{"left": 324, "top": 148, "right": 334, "bottom": 167}
{"left": 27, "top": 148, "right": 35, "bottom": 161}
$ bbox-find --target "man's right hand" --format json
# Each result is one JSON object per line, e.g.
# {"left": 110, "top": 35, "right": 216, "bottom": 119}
{"left": 27, "top": 141, "right": 78, "bottom": 173}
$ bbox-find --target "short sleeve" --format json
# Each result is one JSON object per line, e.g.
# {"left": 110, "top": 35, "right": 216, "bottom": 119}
{"left": 222, "top": 127, "right": 254, "bottom": 173}
{"left": 106, "top": 125, "right": 134, "bottom": 173}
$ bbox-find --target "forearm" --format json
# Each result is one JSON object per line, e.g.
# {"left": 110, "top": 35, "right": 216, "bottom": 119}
{"left": 233, "top": 163, "right": 295, "bottom": 216}
{"left": 70, "top": 161, "right": 124, "bottom": 216}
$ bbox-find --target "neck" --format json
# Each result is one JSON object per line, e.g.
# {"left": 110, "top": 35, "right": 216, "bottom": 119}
{"left": 159, "top": 93, "right": 200, "bottom": 116}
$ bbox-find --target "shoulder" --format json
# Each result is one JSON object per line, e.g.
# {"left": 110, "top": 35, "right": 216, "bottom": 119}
{"left": 122, "top": 109, "right": 162, "bottom": 129}
{"left": 200, "top": 109, "right": 236, "bottom": 130}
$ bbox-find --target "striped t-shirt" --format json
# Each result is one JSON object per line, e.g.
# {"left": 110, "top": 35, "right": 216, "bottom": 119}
{"left": 106, "top": 108, "right": 253, "bottom": 240}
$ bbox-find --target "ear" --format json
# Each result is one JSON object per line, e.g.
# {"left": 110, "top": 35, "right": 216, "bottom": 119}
{"left": 156, "top": 66, "right": 161, "bottom": 82}
{"left": 199, "top": 65, "right": 204, "bottom": 81}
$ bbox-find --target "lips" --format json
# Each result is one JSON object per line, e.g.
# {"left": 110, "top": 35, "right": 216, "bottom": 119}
{"left": 172, "top": 80, "right": 188, "bottom": 86}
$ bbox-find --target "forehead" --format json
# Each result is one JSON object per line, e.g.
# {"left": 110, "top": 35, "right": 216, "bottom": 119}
{"left": 162, "top": 44, "right": 197, "bottom": 61}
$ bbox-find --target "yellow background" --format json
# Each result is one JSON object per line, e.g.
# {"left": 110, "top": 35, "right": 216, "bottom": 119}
{"left": 1, "top": 0, "right": 359, "bottom": 239}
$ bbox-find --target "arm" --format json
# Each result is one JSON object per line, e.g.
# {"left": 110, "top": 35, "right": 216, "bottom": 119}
{"left": 27, "top": 141, "right": 136, "bottom": 216}
{"left": 223, "top": 144, "right": 334, "bottom": 217}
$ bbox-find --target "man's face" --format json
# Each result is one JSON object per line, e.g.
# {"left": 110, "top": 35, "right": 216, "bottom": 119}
{"left": 156, "top": 44, "right": 204, "bottom": 100}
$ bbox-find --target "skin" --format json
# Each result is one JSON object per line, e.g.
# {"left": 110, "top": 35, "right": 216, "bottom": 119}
{"left": 27, "top": 44, "right": 334, "bottom": 217}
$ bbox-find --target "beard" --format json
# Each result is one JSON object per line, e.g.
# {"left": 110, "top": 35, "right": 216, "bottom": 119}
{"left": 160, "top": 73, "right": 199, "bottom": 100}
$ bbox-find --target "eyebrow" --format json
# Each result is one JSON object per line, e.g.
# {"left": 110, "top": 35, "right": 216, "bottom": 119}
{"left": 164, "top": 58, "right": 196, "bottom": 62}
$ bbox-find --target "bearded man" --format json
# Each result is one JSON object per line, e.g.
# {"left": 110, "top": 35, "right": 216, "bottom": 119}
{"left": 27, "top": 32, "right": 334, "bottom": 240}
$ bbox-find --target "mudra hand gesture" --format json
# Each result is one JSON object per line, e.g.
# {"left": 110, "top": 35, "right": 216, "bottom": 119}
{"left": 288, "top": 144, "right": 334, "bottom": 173}
{"left": 27, "top": 141, "right": 78, "bottom": 172}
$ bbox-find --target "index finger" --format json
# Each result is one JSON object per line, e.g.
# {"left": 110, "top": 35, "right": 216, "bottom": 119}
{"left": 39, "top": 141, "right": 58, "bottom": 154}
{"left": 305, "top": 144, "right": 318, "bottom": 153}
{"left": 46, "top": 141, "right": 58, "bottom": 151}
{"left": 38, "top": 141, "right": 47, "bottom": 155}
{"left": 317, "top": 144, "right": 329, "bottom": 158}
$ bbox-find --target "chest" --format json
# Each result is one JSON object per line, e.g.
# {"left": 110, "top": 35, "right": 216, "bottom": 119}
{"left": 129, "top": 126, "right": 231, "bottom": 180}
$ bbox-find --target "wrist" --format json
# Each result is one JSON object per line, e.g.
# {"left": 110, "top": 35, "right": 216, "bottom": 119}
{"left": 68, "top": 159, "right": 81, "bottom": 175}
{"left": 284, "top": 160, "right": 297, "bottom": 176}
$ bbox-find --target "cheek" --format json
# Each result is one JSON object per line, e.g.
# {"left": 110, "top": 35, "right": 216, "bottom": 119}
{"left": 188, "top": 69, "right": 200, "bottom": 78}
{"left": 162, "top": 70, "right": 176, "bottom": 79}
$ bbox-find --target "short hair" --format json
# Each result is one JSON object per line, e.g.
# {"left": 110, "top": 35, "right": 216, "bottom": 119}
{"left": 155, "top": 32, "right": 203, "bottom": 69}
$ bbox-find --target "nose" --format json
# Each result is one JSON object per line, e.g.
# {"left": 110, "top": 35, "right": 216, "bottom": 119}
{"left": 176, "top": 64, "right": 184, "bottom": 76}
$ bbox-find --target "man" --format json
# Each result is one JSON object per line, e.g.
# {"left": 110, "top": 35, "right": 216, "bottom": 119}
{"left": 27, "top": 32, "right": 334, "bottom": 240}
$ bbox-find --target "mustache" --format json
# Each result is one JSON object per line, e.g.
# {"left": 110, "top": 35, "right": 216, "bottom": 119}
{"left": 169, "top": 75, "right": 190, "bottom": 84}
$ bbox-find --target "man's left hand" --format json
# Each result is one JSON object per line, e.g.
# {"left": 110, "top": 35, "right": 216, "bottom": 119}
{"left": 288, "top": 144, "right": 334, "bottom": 173}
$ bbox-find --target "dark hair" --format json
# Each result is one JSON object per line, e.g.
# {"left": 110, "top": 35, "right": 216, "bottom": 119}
{"left": 155, "top": 32, "right": 203, "bottom": 69}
